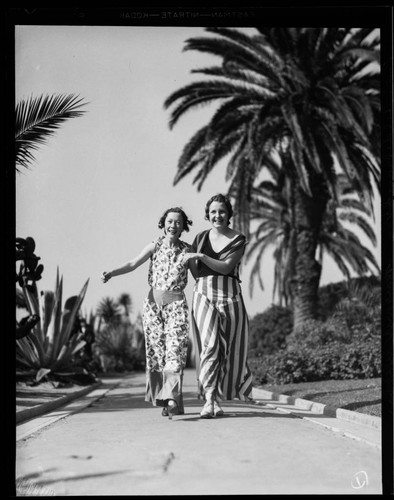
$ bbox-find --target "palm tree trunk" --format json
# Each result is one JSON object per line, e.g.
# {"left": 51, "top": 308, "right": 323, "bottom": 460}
{"left": 287, "top": 175, "right": 297, "bottom": 309}
{"left": 291, "top": 177, "right": 328, "bottom": 332}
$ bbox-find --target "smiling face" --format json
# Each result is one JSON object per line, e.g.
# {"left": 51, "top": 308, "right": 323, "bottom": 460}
{"left": 164, "top": 212, "right": 184, "bottom": 239}
{"left": 208, "top": 201, "right": 229, "bottom": 228}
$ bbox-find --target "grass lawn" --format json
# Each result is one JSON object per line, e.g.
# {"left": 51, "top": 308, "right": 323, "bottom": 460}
{"left": 257, "top": 377, "right": 382, "bottom": 417}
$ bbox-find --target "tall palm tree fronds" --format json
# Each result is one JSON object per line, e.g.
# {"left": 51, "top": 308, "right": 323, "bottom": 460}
{"left": 246, "top": 170, "right": 380, "bottom": 307}
{"left": 15, "top": 93, "right": 88, "bottom": 171}
{"left": 244, "top": 156, "right": 297, "bottom": 307}
{"left": 166, "top": 27, "right": 379, "bottom": 200}
{"left": 164, "top": 27, "right": 380, "bottom": 329}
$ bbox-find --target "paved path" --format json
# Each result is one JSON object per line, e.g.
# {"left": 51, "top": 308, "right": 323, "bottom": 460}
{"left": 16, "top": 369, "right": 382, "bottom": 495}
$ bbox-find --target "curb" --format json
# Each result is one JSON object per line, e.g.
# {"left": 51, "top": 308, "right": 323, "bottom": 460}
{"left": 252, "top": 388, "right": 381, "bottom": 430}
{"left": 16, "top": 379, "right": 127, "bottom": 441}
{"left": 16, "top": 380, "right": 103, "bottom": 424}
{"left": 16, "top": 376, "right": 381, "bottom": 432}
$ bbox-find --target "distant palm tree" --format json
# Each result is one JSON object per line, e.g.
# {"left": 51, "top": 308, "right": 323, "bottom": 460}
{"left": 317, "top": 174, "right": 380, "bottom": 279}
{"left": 164, "top": 27, "right": 380, "bottom": 329}
{"left": 118, "top": 293, "right": 133, "bottom": 319}
{"left": 241, "top": 154, "right": 295, "bottom": 307}
{"left": 15, "top": 93, "right": 87, "bottom": 171}
{"left": 96, "top": 297, "right": 122, "bottom": 328}
{"left": 246, "top": 170, "right": 380, "bottom": 307}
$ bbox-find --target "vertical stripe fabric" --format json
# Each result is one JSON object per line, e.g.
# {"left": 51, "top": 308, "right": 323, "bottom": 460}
{"left": 192, "top": 275, "right": 253, "bottom": 401}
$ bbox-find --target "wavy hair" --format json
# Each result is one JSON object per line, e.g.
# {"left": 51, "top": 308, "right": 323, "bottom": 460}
{"left": 158, "top": 207, "right": 193, "bottom": 233}
{"left": 204, "top": 194, "right": 233, "bottom": 225}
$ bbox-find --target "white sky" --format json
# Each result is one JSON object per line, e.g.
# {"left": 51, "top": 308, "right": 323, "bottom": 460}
{"left": 15, "top": 25, "right": 381, "bottom": 321}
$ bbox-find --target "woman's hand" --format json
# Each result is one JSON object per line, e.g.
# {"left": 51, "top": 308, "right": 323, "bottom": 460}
{"left": 184, "top": 252, "right": 204, "bottom": 262}
{"left": 101, "top": 271, "right": 112, "bottom": 283}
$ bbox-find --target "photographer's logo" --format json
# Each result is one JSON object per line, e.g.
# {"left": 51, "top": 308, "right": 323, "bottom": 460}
{"left": 351, "top": 471, "right": 369, "bottom": 489}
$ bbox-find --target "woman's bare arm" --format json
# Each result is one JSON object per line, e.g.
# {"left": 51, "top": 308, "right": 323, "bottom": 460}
{"left": 101, "top": 241, "right": 155, "bottom": 282}
{"left": 185, "top": 248, "right": 244, "bottom": 276}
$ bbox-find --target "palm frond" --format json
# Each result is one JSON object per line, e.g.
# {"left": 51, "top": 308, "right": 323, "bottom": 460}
{"left": 164, "top": 27, "right": 381, "bottom": 314}
{"left": 15, "top": 93, "right": 88, "bottom": 171}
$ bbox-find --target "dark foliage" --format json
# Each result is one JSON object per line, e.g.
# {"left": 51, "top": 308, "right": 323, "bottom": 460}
{"left": 317, "top": 275, "right": 380, "bottom": 320}
{"left": 249, "top": 305, "right": 293, "bottom": 356}
{"left": 249, "top": 275, "right": 381, "bottom": 384}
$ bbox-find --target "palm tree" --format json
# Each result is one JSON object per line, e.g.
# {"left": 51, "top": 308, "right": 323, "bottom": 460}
{"left": 246, "top": 171, "right": 380, "bottom": 308}
{"left": 15, "top": 93, "right": 87, "bottom": 171}
{"left": 317, "top": 174, "right": 380, "bottom": 277}
{"left": 164, "top": 27, "right": 380, "bottom": 330}
{"left": 14, "top": 94, "right": 88, "bottom": 339}
{"left": 241, "top": 154, "right": 295, "bottom": 307}
{"left": 118, "top": 293, "right": 133, "bottom": 320}
{"left": 96, "top": 297, "right": 122, "bottom": 329}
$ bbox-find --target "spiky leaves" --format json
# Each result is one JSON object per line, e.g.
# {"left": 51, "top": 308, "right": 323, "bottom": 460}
{"left": 246, "top": 169, "right": 380, "bottom": 308}
{"left": 15, "top": 93, "right": 87, "bottom": 171}
{"left": 16, "top": 272, "right": 90, "bottom": 382}
{"left": 164, "top": 27, "right": 380, "bottom": 325}
{"left": 166, "top": 27, "right": 379, "bottom": 209}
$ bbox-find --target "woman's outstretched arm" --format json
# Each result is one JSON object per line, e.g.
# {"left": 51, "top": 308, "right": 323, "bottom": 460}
{"left": 101, "top": 241, "right": 155, "bottom": 282}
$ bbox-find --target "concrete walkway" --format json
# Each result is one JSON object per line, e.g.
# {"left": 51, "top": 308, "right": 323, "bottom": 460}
{"left": 16, "top": 369, "right": 383, "bottom": 495}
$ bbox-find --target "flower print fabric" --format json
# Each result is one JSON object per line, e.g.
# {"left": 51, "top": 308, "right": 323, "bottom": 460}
{"left": 143, "top": 235, "right": 191, "bottom": 411}
{"left": 143, "top": 298, "right": 189, "bottom": 372}
{"left": 147, "top": 236, "right": 190, "bottom": 291}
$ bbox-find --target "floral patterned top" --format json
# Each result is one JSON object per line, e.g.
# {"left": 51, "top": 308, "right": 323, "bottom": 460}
{"left": 147, "top": 236, "right": 191, "bottom": 291}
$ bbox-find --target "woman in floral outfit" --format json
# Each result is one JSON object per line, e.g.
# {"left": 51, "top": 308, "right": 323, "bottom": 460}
{"left": 101, "top": 207, "right": 193, "bottom": 419}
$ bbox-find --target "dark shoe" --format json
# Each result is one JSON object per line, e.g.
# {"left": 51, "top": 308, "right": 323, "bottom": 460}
{"left": 167, "top": 400, "right": 178, "bottom": 420}
{"left": 162, "top": 407, "right": 169, "bottom": 417}
{"left": 214, "top": 400, "right": 224, "bottom": 417}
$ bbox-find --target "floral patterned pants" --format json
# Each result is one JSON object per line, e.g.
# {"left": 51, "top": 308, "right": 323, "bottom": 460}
{"left": 142, "top": 297, "right": 189, "bottom": 409}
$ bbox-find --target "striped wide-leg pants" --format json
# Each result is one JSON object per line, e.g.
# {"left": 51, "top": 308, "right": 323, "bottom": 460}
{"left": 192, "top": 275, "right": 253, "bottom": 401}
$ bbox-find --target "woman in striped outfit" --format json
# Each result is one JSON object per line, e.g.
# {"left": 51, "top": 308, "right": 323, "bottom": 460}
{"left": 101, "top": 207, "right": 193, "bottom": 419}
{"left": 188, "top": 194, "right": 253, "bottom": 418}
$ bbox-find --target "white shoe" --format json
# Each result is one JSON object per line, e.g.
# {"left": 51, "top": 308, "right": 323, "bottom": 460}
{"left": 200, "top": 401, "right": 214, "bottom": 419}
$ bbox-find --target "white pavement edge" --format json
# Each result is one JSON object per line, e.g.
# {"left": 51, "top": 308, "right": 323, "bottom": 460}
{"left": 252, "top": 388, "right": 381, "bottom": 450}
{"left": 16, "top": 381, "right": 103, "bottom": 425}
{"left": 252, "top": 387, "right": 381, "bottom": 429}
{"left": 16, "top": 379, "right": 123, "bottom": 442}
{"left": 16, "top": 374, "right": 382, "bottom": 450}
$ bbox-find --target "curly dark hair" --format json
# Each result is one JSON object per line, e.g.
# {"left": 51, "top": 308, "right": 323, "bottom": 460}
{"left": 204, "top": 194, "right": 233, "bottom": 225}
{"left": 158, "top": 207, "right": 193, "bottom": 233}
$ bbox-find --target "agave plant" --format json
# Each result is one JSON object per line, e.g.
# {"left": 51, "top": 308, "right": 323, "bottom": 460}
{"left": 16, "top": 269, "right": 90, "bottom": 382}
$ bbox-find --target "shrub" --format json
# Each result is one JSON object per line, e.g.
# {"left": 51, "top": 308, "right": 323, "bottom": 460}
{"left": 250, "top": 334, "right": 381, "bottom": 385}
{"left": 318, "top": 275, "right": 381, "bottom": 320}
{"left": 285, "top": 316, "right": 353, "bottom": 350}
{"left": 317, "top": 282, "right": 348, "bottom": 320}
{"left": 95, "top": 322, "right": 145, "bottom": 372}
{"left": 249, "top": 275, "right": 381, "bottom": 385}
{"left": 248, "top": 305, "right": 293, "bottom": 356}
